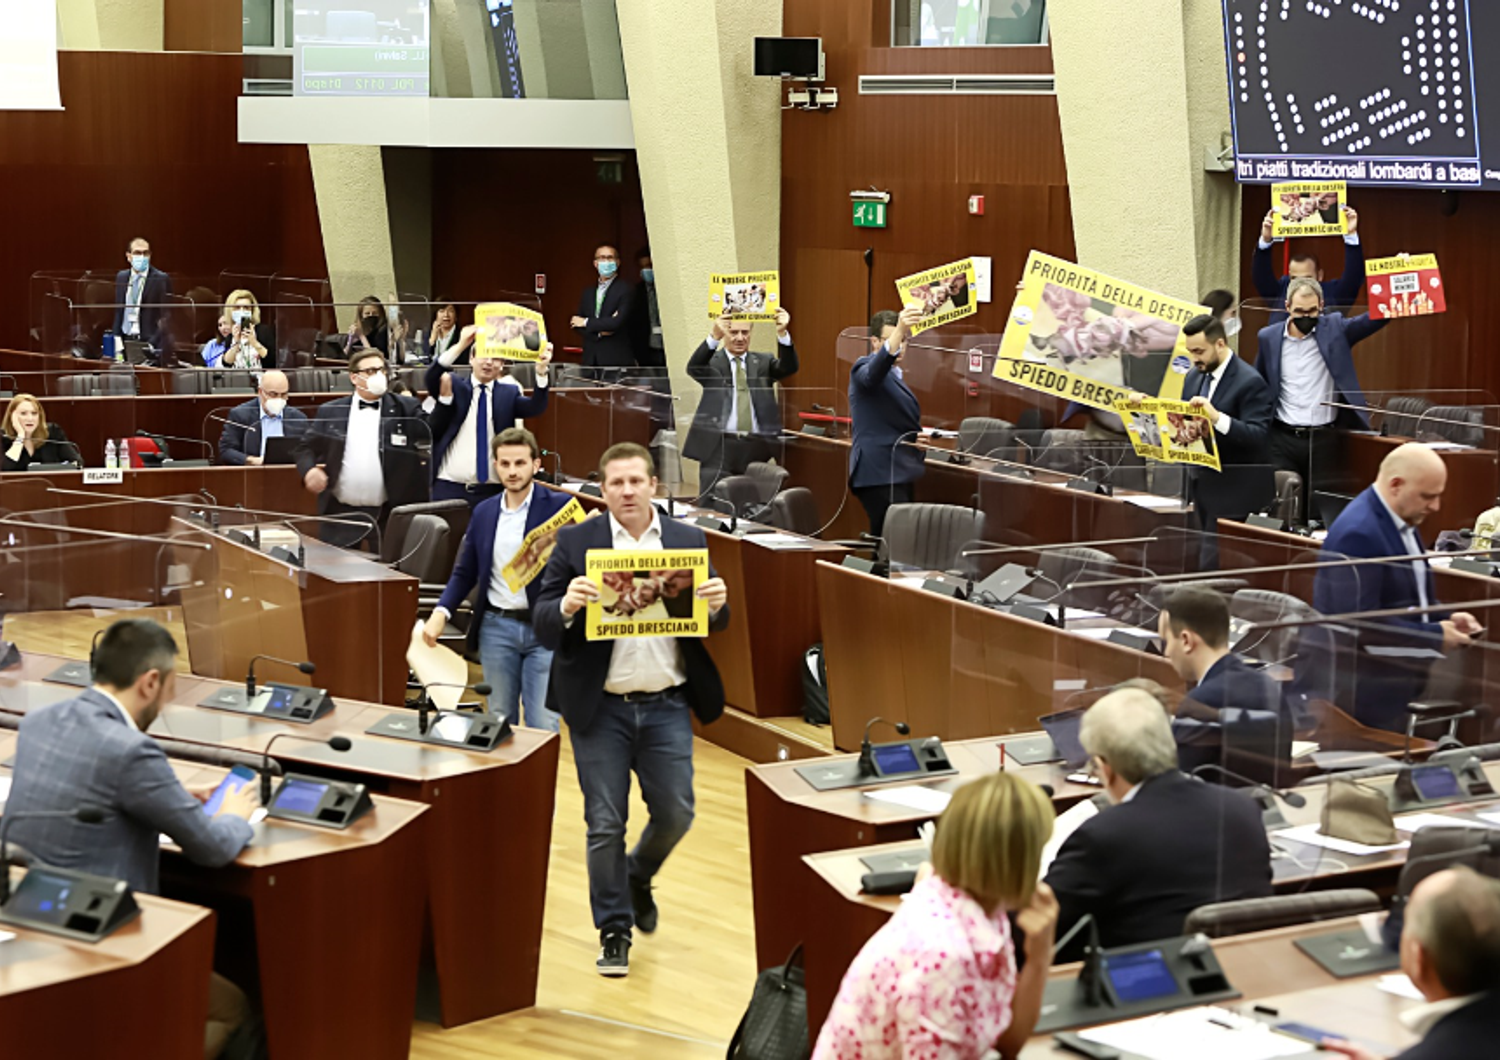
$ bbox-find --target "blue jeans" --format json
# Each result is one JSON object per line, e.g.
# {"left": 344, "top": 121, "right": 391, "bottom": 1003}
{"left": 476, "top": 612, "right": 559, "bottom": 731}
{"left": 568, "top": 690, "right": 696, "bottom": 935}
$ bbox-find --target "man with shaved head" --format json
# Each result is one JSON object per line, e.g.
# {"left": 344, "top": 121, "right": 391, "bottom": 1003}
{"left": 218, "top": 368, "right": 308, "bottom": 465}
{"left": 1311, "top": 443, "right": 1483, "bottom": 729}
{"left": 1323, "top": 866, "right": 1500, "bottom": 1058}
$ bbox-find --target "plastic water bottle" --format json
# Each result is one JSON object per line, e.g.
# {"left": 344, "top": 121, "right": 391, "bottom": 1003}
{"left": 119, "top": 438, "right": 132, "bottom": 469}
{"left": 104, "top": 439, "right": 117, "bottom": 469}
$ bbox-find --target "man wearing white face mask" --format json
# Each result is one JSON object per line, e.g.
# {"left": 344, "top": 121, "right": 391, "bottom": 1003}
{"left": 111, "top": 236, "right": 172, "bottom": 356}
{"left": 571, "top": 244, "right": 636, "bottom": 376}
{"left": 1200, "top": 289, "right": 1243, "bottom": 341}
{"left": 219, "top": 370, "right": 309, "bottom": 466}
{"left": 295, "top": 350, "right": 426, "bottom": 547}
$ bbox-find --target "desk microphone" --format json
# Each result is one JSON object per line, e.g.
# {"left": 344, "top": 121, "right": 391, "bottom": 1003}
{"left": 148, "top": 731, "right": 277, "bottom": 775}
{"left": 414, "top": 681, "right": 492, "bottom": 736}
{"left": 1023, "top": 569, "right": 1070, "bottom": 629}
{"left": 258, "top": 733, "right": 352, "bottom": 802}
{"left": 1050, "top": 912, "right": 1105, "bottom": 1007}
{"left": 538, "top": 448, "right": 563, "bottom": 483}
{"left": 246, "top": 654, "right": 316, "bottom": 698}
{"left": 857, "top": 717, "right": 911, "bottom": 777}
{"left": 1189, "top": 763, "right": 1307, "bottom": 808}
{"left": 701, "top": 494, "right": 739, "bottom": 533}
{"left": 0, "top": 806, "right": 107, "bottom": 904}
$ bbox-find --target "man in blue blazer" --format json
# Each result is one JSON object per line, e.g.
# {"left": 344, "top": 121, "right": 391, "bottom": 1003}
{"left": 849, "top": 305, "right": 925, "bottom": 536}
{"left": 1250, "top": 203, "right": 1366, "bottom": 321}
{"left": 112, "top": 235, "right": 173, "bottom": 356}
{"left": 424, "top": 338, "right": 551, "bottom": 505}
{"left": 1177, "top": 314, "right": 1277, "bottom": 567}
{"left": 534, "top": 441, "right": 729, "bottom": 977}
{"left": 571, "top": 244, "right": 636, "bottom": 373}
{"left": 1158, "top": 586, "right": 1292, "bottom": 787}
{"left": 1255, "top": 276, "right": 1387, "bottom": 524}
{"left": 218, "top": 369, "right": 309, "bottom": 465}
{"left": 1312, "top": 444, "right": 1482, "bottom": 730}
{"left": 422, "top": 427, "right": 573, "bottom": 730}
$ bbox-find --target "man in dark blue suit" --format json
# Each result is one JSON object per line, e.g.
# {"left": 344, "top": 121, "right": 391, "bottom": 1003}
{"left": 534, "top": 441, "right": 729, "bottom": 977}
{"left": 1255, "top": 276, "right": 1387, "bottom": 523}
{"left": 1158, "top": 586, "right": 1292, "bottom": 787}
{"left": 1250, "top": 203, "right": 1366, "bottom": 320}
{"left": 1178, "top": 313, "right": 1275, "bottom": 567}
{"left": 424, "top": 340, "right": 551, "bottom": 505}
{"left": 422, "top": 427, "right": 573, "bottom": 730}
{"left": 1312, "top": 444, "right": 1482, "bottom": 730}
{"left": 571, "top": 244, "right": 636, "bottom": 374}
{"left": 849, "top": 305, "right": 925, "bottom": 536}
{"left": 111, "top": 235, "right": 173, "bottom": 356}
{"left": 218, "top": 369, "right": 309, "bottom": 465}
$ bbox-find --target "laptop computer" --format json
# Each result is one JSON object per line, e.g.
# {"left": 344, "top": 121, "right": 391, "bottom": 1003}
{"left": 1039, "top": 708, "right": 1090, "bottom": 771}
{"left": 1314, "top": 490, "right": 1356, "bottom": 527}
{"left": 262, "top": 436, "right": 301, "bottom": 466}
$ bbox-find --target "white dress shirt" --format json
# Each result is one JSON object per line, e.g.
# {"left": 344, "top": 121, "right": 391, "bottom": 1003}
{"left": 601, "top": 509, "right": 686, "bottom": 695}
{"left": 703, "top": 332, "right": 793, "bottom": 435}
{"left": 96, "top": 687, "right": 140, "bottom": 732}
{"left": 334, "top": 397, "right": 387, "bottom": 507}
{"left": 1374, "top": 487, "right": 1431, "bottom": 615}
{"left": 438, "top": 379, "right": 496, "bottom": 485}
{"left": 1275, "top": 326, "right": 1336, "bottom": 426}
{"left": 1199, "top": 352, "right": 1236, "bottom": 436}
{"left": 1399, "top": 992, "right": 1480, "bottom": 1037}
{"left": 487, "top": 484, "right": 534, "bottom": 610}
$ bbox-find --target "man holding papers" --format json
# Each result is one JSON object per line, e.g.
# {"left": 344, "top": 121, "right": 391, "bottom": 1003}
{"left": 535, "top": 442, "right": 729, "bottom": 978}
{"left": 424, "top": 427, "right": 578, "bottom": 731}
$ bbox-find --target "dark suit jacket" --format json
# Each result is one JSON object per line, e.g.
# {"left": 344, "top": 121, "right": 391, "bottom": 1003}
{"left": 1251, "top": 238, "right": 1366, "bottom": 315}
{"left": 682, "top": 338, "right": 799, "bottom": 463}
{"left": 293, "top": 392, "right": 428, "bottom": 512}
{"left": 435, "top": 484, "right": 574, "bottom": 648}
{"left": 628, "top": 281, "right": 665, "bottom": 368}
{"left": 218, "top": 397, "right": 309, "bottom": 465}
{"left": 1310, "top": 486, "right": 1448, "bottom": 729}
{"left": 1254, "top": 312, "right": 1387, "bottom": 429}
{"left": 422, "top": 362, "right": 549, "bottom": 478}
{"left": 533, "top": 514, "right": 730, "bottom": 733}
{"left": 1175, "top": 653, "right": 1293, "bottom": 787}
{"left": 112, "top": 266, "right": 173, "bottom": 350}
{"left": 1183, "top": 354, "right": 1276, "bottom": 523}
{"left": 575, "top": 279, "right": 636, "bottom": 368}
{"left": 6, "top": 688, "right": 252, "bottom": 895}
{"left": 1045, "top": 770, "right": 1272, "bottom": 959}
{"left": 848, "top": 344, "right": 924, "bottom": 489}
{"left": 1, "top": 424, "right": 76, "bottom": 471}
{"left": 1395, "top": 992, "right": 1500, "bottom": 1059}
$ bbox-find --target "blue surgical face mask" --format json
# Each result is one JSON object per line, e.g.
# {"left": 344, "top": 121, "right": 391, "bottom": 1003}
{"left": 597, "top": 260, "right": 618, "bottom": 279}
{"left": 641, "top": 268, "right": 654, "bottom": 284}
{"left": 131, "top": 254, "right": 149, "bottom": 273}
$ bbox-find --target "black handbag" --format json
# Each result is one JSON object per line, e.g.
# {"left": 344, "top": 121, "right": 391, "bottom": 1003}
{"left": 726, "top": 945, "right": 810, "bottom": 1060}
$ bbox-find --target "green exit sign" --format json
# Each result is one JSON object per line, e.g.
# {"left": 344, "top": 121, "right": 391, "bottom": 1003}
{"left": 853, "top": 201, "right": 887, "bottom": 228}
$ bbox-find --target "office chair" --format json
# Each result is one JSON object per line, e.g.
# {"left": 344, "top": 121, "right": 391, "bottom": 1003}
{"left": 743, "top": 461, "right": 789, "bottom": 504}
{"left": 881, "top": 503, "right": 985, "bottom": 571}
{"left": 766, "top": 487, "right": 820, "bottom": 536}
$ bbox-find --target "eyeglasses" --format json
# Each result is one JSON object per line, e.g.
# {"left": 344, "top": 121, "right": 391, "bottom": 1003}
{"left": 352, "top": 366, "right": 386, "bottom": 377}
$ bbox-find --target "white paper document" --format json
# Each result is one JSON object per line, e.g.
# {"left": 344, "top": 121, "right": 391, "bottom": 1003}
{"left": 745, "top": 533, "right": 813, "bottom": 550}
{"left": 1377, "top": 974, "right": 1424, "bottom": 1000}
{"left": 1393, "top": 812, "right": 1479, "bottom": 833}
{"left": 862, "top": 785, "right": 952, "bottom": 814}
{"left": 1079, "top": 1006, "right": 1311, "bottom": 1060}
{"left": 1272, "top": 822, "right": 1410, "bottom": 857}
{"left": 1120, "top": 493, "right": 1186, "bottom": 510}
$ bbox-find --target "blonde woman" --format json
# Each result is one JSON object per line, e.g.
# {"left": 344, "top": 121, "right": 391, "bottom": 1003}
{"left": 2, "top": 394, "right": 75, "bottom": 471}
{"left": 222, "top": 288, "right": 273, "bottom": 370}
{"left": 813, "top": 772, "right": 1058, "bottom": 1060}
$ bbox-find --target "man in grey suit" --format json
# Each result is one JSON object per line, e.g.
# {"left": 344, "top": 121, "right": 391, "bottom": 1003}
{"left": 5, "top": 618, "right": 258, "bottom": 1055}
{"left": 683, "top": 307, "right": 799, "bottom": 494}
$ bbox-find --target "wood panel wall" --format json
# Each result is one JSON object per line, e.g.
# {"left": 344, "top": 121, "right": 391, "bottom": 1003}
{"left": 428, "top": 150, "right": 648, "bottom": 357}
{"left": 780, "top": 2, "right": 1075, "bottom": 400}
{"left": 0, "top": 51, "right": 326, "bottom": 352}
{"left": 1237, "top": 186, "right": 1498, "bottom": 405}
{"left": 164, "top": 0, "right": 242, "bottom": 53}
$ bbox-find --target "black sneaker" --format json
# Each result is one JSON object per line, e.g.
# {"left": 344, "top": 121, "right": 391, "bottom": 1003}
{"left": 597, "top": 932, "right": 630, "bottom": 977}
{"left": 629, "top": 877, "right": 659, "bottom": 934}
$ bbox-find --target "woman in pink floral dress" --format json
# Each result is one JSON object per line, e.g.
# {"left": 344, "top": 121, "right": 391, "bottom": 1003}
{"left": 812, "top": 773, "right": 1058, "bottom": 1060}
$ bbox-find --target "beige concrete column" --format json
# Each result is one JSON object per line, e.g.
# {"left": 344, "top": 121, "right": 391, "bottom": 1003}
{"left": 58, "top": 0, "right": 163, "bottom": 50}
{"left": 308, "top": 145, "right": 399, "bottom": 329}
{"left": 616, "top": 0, "right": 782, "bottom": 485}
{"left": 1049, "top": 0, "right": 1239, "bottom": 303}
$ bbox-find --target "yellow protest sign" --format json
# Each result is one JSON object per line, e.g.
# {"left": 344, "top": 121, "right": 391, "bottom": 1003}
{"left": 708, "top": 271, "right": 780, "bottom": 321}
{"left": 1113, "top": 397, "right": 1222, "bottom": 472}
{"left": 475, "top": 302, "right": 547, "bottom": 362}
{"left": 1271, "top": 181, "right": 1348, "bottom": 237}
{"left": 994, "top": 251, "right": 1205, "bottom": 411}
{"left": 585, "top": 548, "right": 711, "bottom": 641}
{"left": 501, "top": 498, "right": 587, "bottom": 593}
{"left": 894, "top": 258, "right": 978, "bottom": 336}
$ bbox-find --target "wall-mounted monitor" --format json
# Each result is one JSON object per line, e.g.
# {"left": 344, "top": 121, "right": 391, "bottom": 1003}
{"left": 754, "top": 37, "right": 824, "bottom": 80}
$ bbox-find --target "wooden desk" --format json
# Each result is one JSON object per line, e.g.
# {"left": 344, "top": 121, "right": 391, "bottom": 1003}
{"left": 530, "top": 387, "right": 658, "bottom": 481}
{"left": 746, "top": 737, "right": 1099, "bottom": 973}
{"left": 0, "top": 348, "right": 174, "bottom": 396}
{"left": 0, "top": 879, "right": 216, "bottom": 1060}
{"left": 816, "top": 560, "right": 1182, "bottom": 752}
{"left": 1346, "top": 431, "right": 1498, "bottom": 530}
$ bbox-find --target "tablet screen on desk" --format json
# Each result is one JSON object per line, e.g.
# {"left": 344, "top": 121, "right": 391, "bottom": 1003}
{"left": 432, "top": 712, "right": 474, "bottom": 743}
{"left": 873, "top": 743, "right": 920, "bottom": 775}
{"left": 1412, "top": 764, "right": 1462, "bottom": 801}
{"left": 1105, "top": 949, "right": 1179, "bottom": 1003}
{"left": 273, "top": 779, "right": 328, "bottom": 815}
{"left": 1040, "top": 709, "right": 1089, "bottom": 770}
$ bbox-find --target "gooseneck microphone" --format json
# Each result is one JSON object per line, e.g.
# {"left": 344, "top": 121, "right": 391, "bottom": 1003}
{"left": 246, "top": 655, "right": 316, "bottom": 698}
{"left": 1190, "top": 762, "right": 1308, "bottom": 808}
{"left": 413, "top": 681, "right": 493, "bottom": 736}
{"left": 0, "top": 806, "right": 107, "bottom": 903}
{"left": 258, "top": 733, "right": 352, "bottom": 802}
{"left": 857, "top": 717, "right": 912, "bottom": 778}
